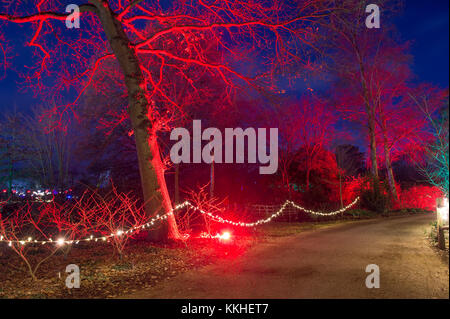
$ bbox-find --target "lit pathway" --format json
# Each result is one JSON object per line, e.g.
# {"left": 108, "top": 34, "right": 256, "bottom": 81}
{"left": 124, "top": 214, "right": 449, "bottom": 299}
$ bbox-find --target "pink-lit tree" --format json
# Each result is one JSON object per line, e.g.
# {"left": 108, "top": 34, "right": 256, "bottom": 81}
{"left": 71, "top": 186, "right": 150, "bottom": 259}
{"left": 292, "top": 95, "right": 336, "bottom": 192}
{"left": 320, "top": 0, "right": 399, "bottom": 192}
{"left": 0, "top": 200, "right": 79, "bottom": 280}
{"left": 1, "top": 0, "right": 328, "bottom": 241}
{"left": 273, "top": 95, "right": 336, "bottom": 197}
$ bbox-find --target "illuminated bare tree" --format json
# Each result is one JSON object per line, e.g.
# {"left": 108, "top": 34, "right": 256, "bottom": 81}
{"left": 1, "top": 0, "right": 329, "bottom": 240}
{"left": 410, "top": 94, "right": 449, "bottom": 197}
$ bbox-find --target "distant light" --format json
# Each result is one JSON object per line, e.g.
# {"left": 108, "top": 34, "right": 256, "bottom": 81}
{"left": 56, "top": 238, "right": 65, "bottom": 246}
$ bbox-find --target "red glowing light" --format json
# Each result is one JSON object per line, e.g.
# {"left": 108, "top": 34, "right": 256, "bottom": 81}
{"left": 197, "top": 231, "right": 232, "bottom": 241}
{"left": 219, "top": 231, "right": 231, "bottom": 241}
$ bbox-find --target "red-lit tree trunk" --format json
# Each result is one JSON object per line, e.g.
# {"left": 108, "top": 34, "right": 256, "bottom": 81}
{"left": 382, "top": 133, "right": 398, "bottom": 201}
{"left": 322, "top": 0, "right": 382, "bottom": 191}
{"left": 174, "top": 163, "right": 180, "bottom": 204}
{"left": 338, "top": 168, "right": 343, "bottom": 209}
{"left": 356, "top": 51, "right": 379, "bottom": 183}
{"left": 378, "top": 106, "right": 399, "bottom": 201}
{"left": 305, "top": 164, "right": 311, "bottom": 191}
{"left": 93, "top": 0, "right": 180, "bottom": 240}
{"left": 284, "top": 170, "right": 292, "bottom": 199}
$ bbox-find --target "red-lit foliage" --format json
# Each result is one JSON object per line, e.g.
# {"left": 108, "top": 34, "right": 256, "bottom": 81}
{"left": 178, "top": 183, "right": 226, "bottom": 237}
{"left": 70, "top": 187, "right": 150, "bottom": 258}
{"left": 397, "top": 185, "right": 443, "bottom": 211}
{"left": 0, "top": 200, "right": 78, "bottom": 280}
{"left": 0, "top": 185, "right": 159, "bottom": 277}
{"left": 367, "top": 46, "right": 446, "bottom": 201}
{"left": 327, "top": 13, "right": 448, "bottom": 202}
{"left": 340, "top": 176, "right": 365, "bottom": 206}
{"left": 0, "top": 0, "right": 328, "bottom": 241}
{"left": 180, "top": 184, "right": 255, "bottom": 239}
{"left": 274, "top": 94, "right": 337, "bottom": 198}
{"left": 0, "top": 32, "right": 11, "bottom": 80}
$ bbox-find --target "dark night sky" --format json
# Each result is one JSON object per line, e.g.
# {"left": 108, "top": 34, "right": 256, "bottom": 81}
{"left": 395, "top": 0, "right": 449, "bottom": 87}
{"left": 0, "top": 1, "right": 448, "bottom": 114}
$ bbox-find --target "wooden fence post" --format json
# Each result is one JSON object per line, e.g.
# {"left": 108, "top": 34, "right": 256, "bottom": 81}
{"left": 436, "top": 198, "right": 446, "bottom": 250}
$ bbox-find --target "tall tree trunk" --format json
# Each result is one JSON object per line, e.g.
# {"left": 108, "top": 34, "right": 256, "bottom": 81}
{"left": 367, "top": 109, "right": 379, "bottom": 180}
{"left": 306, "top": 167, "right": 311, "bottom": 192}
{"left": 280, "top": 162, "right": 291, "bottom": 199}
{"left": 209, "top": 136, "right": 215, "bottom": 199}
{"left": 286, "top": 174, "right": 291, "bottom": 199}
{"left": 367, "top": 113, "right": 382, "bottom": 197}
{"left": 377, "top": 108, "right": 399, "bottom": 202}
{"left": 93, "top": 0, "right": 180, "bottom": 241}
{"left": 382, "top": 132, "right": 399, "bottom": 201}
{"left": 338, "top": 169, "right": 343, "bottom": 209}
{"left": 7, "top": 145, "right": 13, "bottom": 198}
{"left": 355, "top": 47, "right": 379, "bottom": 188}
{"left": 210, "top": 160, "right": 215, "bottom": 199}
{"left": 174, "top": 163, "right": 180, "bottom": 204}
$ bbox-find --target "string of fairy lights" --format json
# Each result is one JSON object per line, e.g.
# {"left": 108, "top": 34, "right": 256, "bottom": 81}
{"left": 0, "top": 197, "right": 359, "bottom": 247}
{"left": 181, "top": 197, "right": 360, "bottom": 227}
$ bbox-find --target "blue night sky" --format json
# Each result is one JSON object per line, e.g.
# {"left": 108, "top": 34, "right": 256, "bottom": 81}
{"left": 394, "top": 0, "right": 449, "bottom": 87}
{"left": 0, "top": 1, "right": 448, "bottom": 114}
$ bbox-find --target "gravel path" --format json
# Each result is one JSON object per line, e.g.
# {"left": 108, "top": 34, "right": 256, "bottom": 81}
{"left": 124, "top": 214, "right": 449, "bottom": 299}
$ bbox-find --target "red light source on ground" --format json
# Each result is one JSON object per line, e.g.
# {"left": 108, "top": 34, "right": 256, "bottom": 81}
{"left": 219, "top": 231, "right": 231, "bottom": 241}
{"left": 197, "top": 231, "right": 232, "bottom": 241}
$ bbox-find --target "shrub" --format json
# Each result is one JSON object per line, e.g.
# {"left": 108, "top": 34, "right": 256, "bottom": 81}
{"left": 359, "top": 176, "right": 390, "bottom": 213}
{"left": 398, "top": 185, "right": 443, "bottom": 211}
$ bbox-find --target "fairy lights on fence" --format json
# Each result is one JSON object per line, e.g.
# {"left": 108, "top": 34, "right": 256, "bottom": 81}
{"left": 0, "top": 197, "right": 359, "bottom": 247}
{"left": 181, "top": 197, "right": 360, "bottom": 227}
